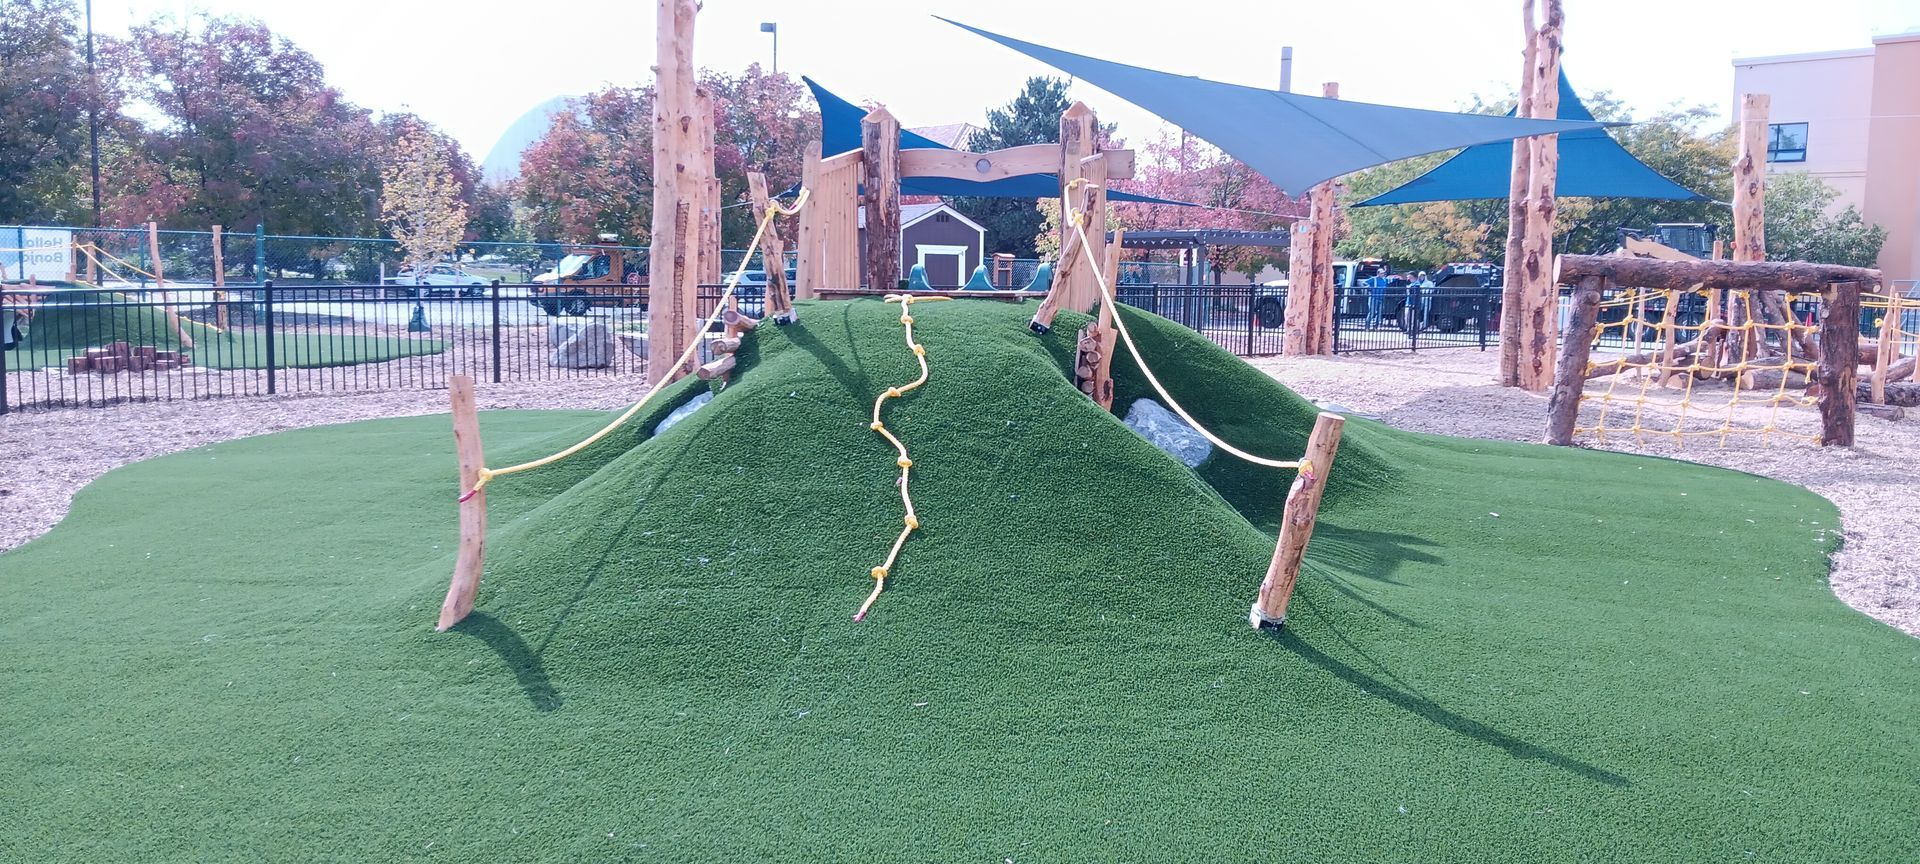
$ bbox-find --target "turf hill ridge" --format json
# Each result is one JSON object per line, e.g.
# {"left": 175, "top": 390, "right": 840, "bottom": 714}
{"left": 1, "top": 298, "right": 1914, "bottom": 861}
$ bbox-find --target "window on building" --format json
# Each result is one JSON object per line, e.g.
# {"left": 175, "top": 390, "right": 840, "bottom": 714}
{"left": 1768, "top": 123, "right": 1808, "bottom": 163}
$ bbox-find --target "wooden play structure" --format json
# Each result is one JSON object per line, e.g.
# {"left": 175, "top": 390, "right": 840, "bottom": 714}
{"left": 1281, "top": 82, "right": 1341, "bottom": 358}
{"left": 436, "top": 0, "right": 1344, "bottom": 635}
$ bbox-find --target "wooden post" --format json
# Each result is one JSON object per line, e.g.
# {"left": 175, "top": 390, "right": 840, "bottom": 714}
{"left": 646, "top": 0, "right": 701, "bottom": 386}
{"left": 437, "top": 374, "right": 488, "bottom": 631}
{"left": 819, "top": 149, "right": 863, "bottom": 290}
{"left": 1730, "top": 94, "right": 1770, "bottom": 364}
{"left": 746, "top": 172, "right": 794, "bottom": 321}
{"left": 794, "top": 142, "right": 822, "bottom": 299}
{"left": 695, "top": 88, "right": 721, "bottom": 286}
{"left": 1088, "top": 228, "right": 1124, "bottom": 410}
{"left": 862, "top": 106, "right": 902, "bottom": 291}
{"left": 149, "top": 221, "right": 194, "bottom": 349}
{"left": 1027, "top": 170, "right": 1100, "bottom": 332}
{"left": 1872, "top": 292, "right": 1900, "bottom": 404}
{"left": 1512, "top": 0, "right": 1562, "bottom": 393}
{"left": 65, "top": 242, "right": 78, "bottom": 282}
{"left": 211, "top": 224, "right": 229, "bottom": 329}
{"left": 1498, "top": 0, "right": 1540, "bottom": 386}
{"left": 1282, "top": 219, "right": 1316, "bottom": 354}
{"left": 1250, "top": 412, "right": 1345, "bottom": 629}
{"left": 1547, "top": 274, "right": 1605, "bottom": 444}
{"left": 1817, "top": 281, "right": 1860, "bottom": 446}
{"left": 1057, "top": 101, "right": 1106, "bottom": 313}
{"left": 1306, "top": 82, "right": 1339, "bottom": 356}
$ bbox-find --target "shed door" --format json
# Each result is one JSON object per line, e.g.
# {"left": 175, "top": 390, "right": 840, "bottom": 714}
{"left": 917, "top": 244, "right": 968, "bottom": 288}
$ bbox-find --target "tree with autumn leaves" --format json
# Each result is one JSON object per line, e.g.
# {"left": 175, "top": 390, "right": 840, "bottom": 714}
{"left": 380, "top": 119, "right": 469, "bottom": 275}
{"left": 515, "top": 64, "right": 816, "bottom": 247}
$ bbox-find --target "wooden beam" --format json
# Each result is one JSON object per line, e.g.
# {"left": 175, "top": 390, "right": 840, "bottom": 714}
{"left": 794, "top": 141, "right": 822, "bottom": 299}
{"left": 1498, "top": 0, "right": 1541, "bottom": 386}
{"left": 745, "top": 172, "right": 794, "bottom": 321}
{"left": 437, "top": 374, "right": 487, "bottom": 631}
{"left": 820, "top": 148, "right": 863, "bottom": 290}
{"left": 1546, "top": 275, "right": 1605, "bottom": 444}
{"left": 149, "top": 221, "right": 194, "bottom": 349}
{"left": 1554, "top": 255, "right": 1882, "bottom": 293}
{"left": 646, "top": 0, "right": 701, "bottom": 386}
{"left": 695, "top": 88, "right": 721, "bottom": 285}
{"left": 1027, "top": 158, "right": 1104, "bottom": 331}
{"left": 862, "top": 106, "right": 902, "bottom": 292}
{"left": 1056, "top": 101, "right": 1105, "bottom": 313}
{"left": 1249, "top": 412, "right": 1345, "bottom": 629}
{"left": 1513, "top": 0, "right": 1563, "bottom": 393}
{"left": 1871, "top": 292, "right": 1901, "bottom": 404}
{"left": 1818, "top": 281, "right": 1861, "bottom": 446}
{"left": 1089, "top": 228, "right": 1124, "bottom": 410}
{"left": 897, "top": 145, "right": 1135, "bottom": 183}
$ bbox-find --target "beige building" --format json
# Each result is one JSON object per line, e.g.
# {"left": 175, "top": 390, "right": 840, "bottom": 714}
{"left": 1733, "top": 30, "right": 1920, "bottom": 281}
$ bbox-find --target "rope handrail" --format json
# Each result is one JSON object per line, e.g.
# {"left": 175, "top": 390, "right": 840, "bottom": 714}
{"left": 457, "top": 189, "right": 810, "bottom": 501}
{"left": 1061, "top": 179, "right": 1302, "bottom": 471}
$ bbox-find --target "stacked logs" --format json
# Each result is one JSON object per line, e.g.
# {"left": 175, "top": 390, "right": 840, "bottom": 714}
{"left": 696, "top": 307, "right": 757, "bottom": 383}
{"left": 1073, "top": 322, "right": 1113, "bottom": 405}
{"left": 65, "top": 342, "right": 191, "bottom": 374}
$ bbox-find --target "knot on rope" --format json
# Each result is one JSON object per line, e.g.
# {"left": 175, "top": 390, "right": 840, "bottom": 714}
{"left": 870, "top": 566, "right": 889, "bottom": 581}
{"left": 904, "top": 514, "right": 920, "bottom": 530}
{"left": 870, "top": 420, "right": 885, "bottom": 431}
{"left": 896, "top": 456, "right": 913, "bottom": 469}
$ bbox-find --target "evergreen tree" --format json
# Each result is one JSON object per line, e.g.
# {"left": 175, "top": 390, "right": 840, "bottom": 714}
{"left": 946, "top": 77, "right": 1075, "bottom": 258}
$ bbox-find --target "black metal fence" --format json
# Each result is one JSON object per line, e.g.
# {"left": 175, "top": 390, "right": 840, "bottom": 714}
{"left": 0, "top": 282, "right": 745, "bottom": 412}
{"left": 1112, "top": 283, "right": 1500, "bottom": 356}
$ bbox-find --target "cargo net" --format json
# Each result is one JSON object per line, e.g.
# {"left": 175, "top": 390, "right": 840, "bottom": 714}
{"left": 1575, "top": 284, "right": 1827, "bottom": 447}
{"left": 1863, "top": 289, "right": 1920, "bottom": 400}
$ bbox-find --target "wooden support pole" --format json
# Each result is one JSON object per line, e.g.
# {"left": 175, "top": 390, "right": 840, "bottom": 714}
{"left": 65, "top": 242, "right": 78, "bottom": 282}
{"left": 1057, "top": 101, "right": 1106, "bottom": 313}
{"left": 149, "top": 221, "right": 193, "bottom": 349}
{"left": 1250, "top": 412, "right": 1345, "bottom": 630}
{"left": 1817, "top": 281, "right": 1861, "bottom": 447}
{"left": 862, "top": 106, "right": 902, "bottom": 291}
{"left": 437, "top": 374, "right": 488, "bottom": 631}
{"left": 1498, "top": 0, "right": 1541, "bottom": 385}
{"left": 746, "top": 171, "right": 794, "bottom": 321}
{"left": 646, "top": 0, "right": 700, "bottom": 387}
{"left": 1730, "top": 93, "right": 1770, "bottom": 365}
{"left": 1512, "top": 0, "right": 1563, "bottom": 393}
{"left": 794, "top": 141, "right": 823, "bottom": 299}
{"left": 1872, "top": 292, "right": 1901, "bottom": 404}
{"left": 1088, "top": 228, "right": 1124, "bottom": 410}
{"left": 1282, "top": 219, "right": 1316, "bottom": 355}
{"left": 695, "top": 88, "right": 721, "bottom": 286}
{"left": 1027, "top": 170, "right": 1101, "bottom": 332}
{"left": 211, "top": 224, "right": 229, "bottom": 329}
{"left": 1306, "top": 82, "right": 1339, "bottom": 356}
{"left": 1546, "top": 275, "right": 1606, "bottom": 444}
{"left": 1555, "top": 255, "right": 1880, "bottom": 293}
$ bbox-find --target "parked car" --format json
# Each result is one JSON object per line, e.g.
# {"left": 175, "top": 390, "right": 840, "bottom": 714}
{"left": 386, "top": 264, "right": 488, "bottom": 298}
{"left": 1400, "top": 262, "right": 1503, "bottom": 334}
{"left": 530, "top": 247, "right": 646, "bottom": 317}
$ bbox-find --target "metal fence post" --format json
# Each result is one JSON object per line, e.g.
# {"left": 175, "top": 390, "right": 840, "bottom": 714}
{"left": 263, "top": 279, "right": 277, "bottom": 394}
{"left": 490, "top": 279, "right": 503, "bottom": 384}
{"left": 1244, "top": 284, "right": 1255, "bottom": 355}
{"left": 0, "top": 300, "right": 9, "bottom": 415}
{"left": 1479, "top": 288, "right": 1491, "bottom": 351}
{"left": 254, "top": 223, "right": 266, "bottom": 285}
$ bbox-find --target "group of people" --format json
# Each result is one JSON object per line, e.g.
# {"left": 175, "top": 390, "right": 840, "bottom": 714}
{"left": 1363, "top": 270, "right": 1438, "bottom": 330}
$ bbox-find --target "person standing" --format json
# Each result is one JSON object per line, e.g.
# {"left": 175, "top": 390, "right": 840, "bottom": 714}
{"left": 1417, "top": 271, "right": 1436, "bottom": 327}
{"left": 1364, "top": 270, "right": 1388, "bottom": 329}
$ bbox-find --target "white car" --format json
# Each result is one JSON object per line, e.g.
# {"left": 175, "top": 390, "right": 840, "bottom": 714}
{"left": 386, "top": 264, "right": 489, "bottom": 297}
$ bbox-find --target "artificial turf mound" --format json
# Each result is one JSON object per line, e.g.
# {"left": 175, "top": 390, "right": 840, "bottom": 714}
{"left": 2, "top": 299, "right": 1915, "bottom": 862}
{"left": 11, "top": 292, "right": 444, "bottom": 369}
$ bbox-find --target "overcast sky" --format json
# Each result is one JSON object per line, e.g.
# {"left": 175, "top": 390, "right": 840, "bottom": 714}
{"left": 89, "top": 0, "right": 1920, "bottom": 165}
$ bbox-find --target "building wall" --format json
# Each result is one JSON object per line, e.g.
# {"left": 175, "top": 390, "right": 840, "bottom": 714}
{"left": 1863, "top": 32, "right": 1920, "bottom": 282}
{"left": 1732, "top": 49, "right": 1874, "bottom": 209}
{"left": 904, "top": 217, "right": 983, "bottom": 287}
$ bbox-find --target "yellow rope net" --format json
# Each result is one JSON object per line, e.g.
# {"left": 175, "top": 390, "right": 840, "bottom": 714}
{"left": 853, "top": 293, "right": 951, "bottom": 622}
{"left": 1574, "top": 283, "right": 1841, "bottom": 447}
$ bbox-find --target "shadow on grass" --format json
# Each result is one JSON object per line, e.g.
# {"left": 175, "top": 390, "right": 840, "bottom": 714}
{"left": 1271, "top": 623, "right": 1630, "bottom": 789}
{"left": 456, "top": 612, "right": 562, "bottom": 713}
{"left": 1309, "top": 523, "right": 1444, "bottom": 586}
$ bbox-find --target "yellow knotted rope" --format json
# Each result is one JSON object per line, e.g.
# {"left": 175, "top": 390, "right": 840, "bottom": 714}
{"left": 854, "top": 293, "right": 951, "bottom": 622}
{"left": 457, "top": 189, "right": 810, "bottom": 501}
{"left": 1060, "top": 179, "right": 1302, "bottom": 471}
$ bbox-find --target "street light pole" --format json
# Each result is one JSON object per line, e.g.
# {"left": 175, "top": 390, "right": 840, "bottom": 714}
{"left": 759, "top": 22, "right": 778, "bottom": 74}
{"left": 86, "top": 0, "right": 101, "bottom": 227}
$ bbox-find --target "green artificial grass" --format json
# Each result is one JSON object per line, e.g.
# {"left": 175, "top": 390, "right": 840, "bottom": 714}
{"left": 9, "top": 293, "right": 444, "bottom": 370}
{"left": 1, "top": 299, "right": 1915, "bottom": 862}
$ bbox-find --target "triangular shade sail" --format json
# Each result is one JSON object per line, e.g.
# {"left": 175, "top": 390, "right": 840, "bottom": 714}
{"left": 1359, "top": 71, "right": 1706, "bottom": 206}
{"left": 942, "top": 19, "right": 1617, "bottom": 196}
{"left": 803, "top": 77, "right": 1188, "bottom": 205}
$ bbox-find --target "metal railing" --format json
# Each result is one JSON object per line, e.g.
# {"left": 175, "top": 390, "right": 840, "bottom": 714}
{"left": 1, "top": 281, "right": 747, "bottom": 412}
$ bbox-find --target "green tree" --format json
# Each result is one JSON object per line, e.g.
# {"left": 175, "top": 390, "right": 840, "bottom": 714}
{"left": 946, "top": 77, "right": 1080, "bottom": 258}
{"left": 1762, "top": 172, "right": 1885, "bottom": 267}
{"left": 0, "top": 0, "right": 89, "bottom": 223}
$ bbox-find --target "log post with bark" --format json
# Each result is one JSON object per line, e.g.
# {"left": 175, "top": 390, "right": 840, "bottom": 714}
{"left": 1546, "top": 275, "right": 1606, "bottom": 445}
{"left": 1249, "top": 412, "right": 1345, "bottom": 630}
{"left": 861, "top": 106, "right": 902, "bottom": 292}
{"left": 436, "top": 375, "right": 487, "bottom": 631}
{"left": 746, "top": 171, "right": 794, "bottom": 323}
{"left": 646, "top": 0, "right": 704, "bottom": 386}
{"left": 1817, "top": 281, "right": 1861, "bottom": 446}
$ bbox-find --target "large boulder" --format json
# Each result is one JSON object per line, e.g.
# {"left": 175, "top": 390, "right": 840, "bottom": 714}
{"left": 547, "top": 322, "right": 581, "bottom": 347}
{"left": 1123, "top": 398, "right": 1213, "bottom": 468}
{"left": 550, "top": 322, "right": 613, "bottom": 368}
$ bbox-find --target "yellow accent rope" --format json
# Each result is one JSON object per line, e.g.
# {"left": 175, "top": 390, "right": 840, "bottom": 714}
{"left": 1061, "top": 179, "right": 1302, "bottom": 471}
{"left": 854, "top": 293, "right": 952, "bottom": 622}
{"left": 457, "top": 189, "right": 810, "bottom": 501}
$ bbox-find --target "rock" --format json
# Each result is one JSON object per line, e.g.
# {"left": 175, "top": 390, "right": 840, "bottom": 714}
{"left": 547, "top": 322, "right": 581, "bottom": 347}
{"left": 1312, "top": 400, "right": 1382, "bottom": 421}
{"left": 549, "top": 322, "right": 612, "bottom": 368}
{"left": 1124, "top": 398, "right": 1212, "bottom": 468}
{"left": 616, "top": 331, "right": 648, "bottom": 358}
{"left": 654, "top": 391, "right": 712, "bottom": 436}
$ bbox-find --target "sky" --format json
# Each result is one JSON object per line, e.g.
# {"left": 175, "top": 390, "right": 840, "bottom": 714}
{"left": 90, "top": 0, "right": 1920, "bottom": 168}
